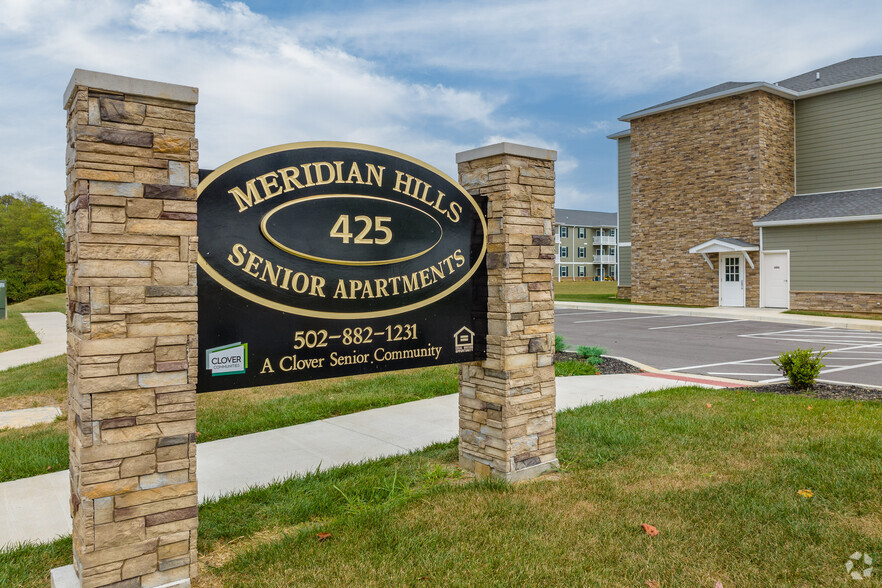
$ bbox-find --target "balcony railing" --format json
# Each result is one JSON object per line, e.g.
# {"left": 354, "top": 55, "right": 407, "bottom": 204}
{"left": 593, "top": 255, "right": 616, "bottom": 263}
{"left": 593, "top": 236, "right": 616, "bottom": 245}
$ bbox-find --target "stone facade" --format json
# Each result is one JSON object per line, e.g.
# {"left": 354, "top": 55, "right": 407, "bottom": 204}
{"left": 616, "top": 285, "right": 631, "bottom": 300}
{"left": 791, "top": 291, "right": 882, "bottom": 315}
{"left": 630, "top": 91, "right": 794, "bottom": 307}
{"left": 64, "top": 70, "right": 199, "bottom": 588}
{"left": 456, "top": 143, "right": 558, "bottom": 482}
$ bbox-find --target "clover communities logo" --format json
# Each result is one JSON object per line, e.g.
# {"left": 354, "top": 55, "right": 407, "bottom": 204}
{"left": 206, "top": 342, "right": 248, "bottom": 376}
{"left": 846, "top": 551, "right": 873, "bottom": 581}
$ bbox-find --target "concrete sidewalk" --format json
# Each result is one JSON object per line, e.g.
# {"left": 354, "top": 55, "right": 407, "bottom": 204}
{"left": 0, "top": 312, "right": 66, "bottom": 371}
{"left": 555, "top": 301, "right": 882, "bottom": 332}
{"left": 0, "top": 371, "right": 734, "bottom": 550}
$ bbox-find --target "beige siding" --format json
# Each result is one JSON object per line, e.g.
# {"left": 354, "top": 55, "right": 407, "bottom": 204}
{"left": 763, "top": 221, "right": 882, "bottom": 292}
{"left": 795, "top": 83, "right": 882, "bottom": 194}
{"left": 618, "top": 246, "right": 631, "bottom": 286}
{"left": 617, "top": 137, "right": 631, "bottom": 242}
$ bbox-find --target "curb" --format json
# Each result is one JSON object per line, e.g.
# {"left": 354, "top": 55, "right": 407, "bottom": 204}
{"left": 607, "top": 355, "right": 757, "bottom": 388}
{"left": 555, "top": 301, "right": 882, "bottom": 332}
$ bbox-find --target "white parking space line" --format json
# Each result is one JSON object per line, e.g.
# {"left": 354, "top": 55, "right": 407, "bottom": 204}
{"left": 708, "top": 372, "right": 780, "bottom": 377}
{"left": 649, "top": 319, "right": 746, "bottom": 330}
{"left": 819, "top": 378, "right": 882, "bottom": 390}
{"left": 667, "top": 342, "right": 882, "bottom": 372}
{"left": 573, "top": 315, "right": 666, "bottom": 324}
{"left": 555, "top": 311, "right": 616, "bottom": 317}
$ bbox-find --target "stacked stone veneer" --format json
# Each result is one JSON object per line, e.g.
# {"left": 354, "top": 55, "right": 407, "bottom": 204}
{"left": 630, "top": 91, "right": 794, "bottom": 307}
{"left": 456, "top": 143, "right": 558, "bottom": 482}
{"left": 791, "top": 291, "right": 882, "bottom": 314}
{"left": 63, "top": 70, "right": 199, "bottom": 588}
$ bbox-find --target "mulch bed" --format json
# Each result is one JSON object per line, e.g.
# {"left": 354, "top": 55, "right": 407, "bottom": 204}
{"left": 732, "top": 382, "right": 882, "bottom": 403}
{"left": 554, "top": 352, "right": 643, "bottom": 375}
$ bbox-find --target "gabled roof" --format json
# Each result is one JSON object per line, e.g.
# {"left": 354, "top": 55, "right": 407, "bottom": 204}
{"left": 554, "top": 208, "right": 617, "bottom": 227}
{"left": 777, "top": 56, "right": 882, "bottom": 91}
{"left": 689, "top": 238, "right": 758, "bottom": 254}
{"left": 614, "top": 56, "right": 882, "bottom": 125}
{"left": 754, "top": 187, "right": 882, "bottom": 227}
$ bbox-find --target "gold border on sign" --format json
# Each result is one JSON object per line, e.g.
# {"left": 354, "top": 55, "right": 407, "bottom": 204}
{"left": 259, "top": 194, "right": 444, "bottom": 266}
{"left": 197, "top": 141, "right": 488, "bottom": 319}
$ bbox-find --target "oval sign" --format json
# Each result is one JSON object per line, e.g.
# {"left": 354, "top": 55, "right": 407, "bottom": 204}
{"left": 260, "top": 195, "right": 443, "bottom": 266}
{"left": 197, "top": 142, "right": 487, "bottom": 319}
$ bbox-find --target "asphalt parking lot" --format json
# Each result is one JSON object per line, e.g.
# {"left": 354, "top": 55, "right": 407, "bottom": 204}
{"left": 555, "top": 309, "right": 882, "bottom": 388}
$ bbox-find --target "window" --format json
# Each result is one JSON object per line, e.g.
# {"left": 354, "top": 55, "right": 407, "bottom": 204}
{"left": 577, "top": 265, "right": 586, "bottom": 277}
{"left": 609, "top": 246, "right": 615, "bottom": 256}
{"left": 577, "top": 227, "right": 586, "bottom": 239}
{"left": 560, "top": 226, "right": 568, "bottom": 238}
{"left": 595, "top": 229, "right": 601, "bottom": 236}
{"left": 560, "top": 246, "right": 569, "bottom": 258}
{"left": 595, "top": 248, "right": 601, "bottom": 257}
{"left": 610, "top": 229, "right": 616, "bottom": 238}
{"left": 577, "top": 246, "right": 586, "bottom": 258}
{"left": 560, "top": 265, "right": 569, "bottom": 277}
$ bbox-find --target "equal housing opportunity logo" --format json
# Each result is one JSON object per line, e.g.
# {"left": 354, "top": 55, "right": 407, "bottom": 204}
{"left": 206, "top": 342, "right": 248, "bottom": 376}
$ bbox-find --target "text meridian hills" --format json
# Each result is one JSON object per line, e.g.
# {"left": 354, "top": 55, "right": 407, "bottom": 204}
{"left": 228, "top": 160, "right": 463, "bottom": 223}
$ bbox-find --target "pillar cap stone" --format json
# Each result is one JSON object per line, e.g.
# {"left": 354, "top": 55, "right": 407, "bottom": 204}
{"left": 63, "top": 69, "right": 198, "bottom": 109}
{"left": 455, "top": 142, "right": 557, "bottom": 163}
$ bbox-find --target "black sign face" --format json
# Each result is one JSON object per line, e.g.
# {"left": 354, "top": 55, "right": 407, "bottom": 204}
{"left": 197, "top": 142, "right": 487, "bottom": 392}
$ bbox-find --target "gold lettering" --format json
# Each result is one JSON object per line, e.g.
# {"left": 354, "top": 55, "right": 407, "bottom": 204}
{"left": 310, "top": 275, "right": 326, "bottom": 297}
{"left": 348, "top": 279, "right": 363, "bottom": 299}
{"left": 402, "top": 272, "right": 419, "bottom": 293}
{"left": 301, "top": 163, "right": 315, "bottom": 187}
{"left": 346, "top": 162, "right": 365, "bottom": 184}
{"left": 228, "top": 243, "right": 247, "bottom": 266}
{"left": 244, "top": 252, "right": 263, "bottom": 277}
{"left": 291, "top": 272, "right": 309, "bottom": 294}
{"left": 447, "top": 201, "right": 462, "bottom": 223}
{"left": 374, "top": 278, "right": 389, "bottom": 298}
{"left": 278, "top": 166, "right": 305, "bottom": 191}
{"left": 333, "top": 161, "right": 345, "bottom": 183}
{"left": 334, "top": 279, "right": 348, "bottom": 299}
{"left": 260, "top": 260, "right": 280, "bottom": 286}
{"left": 365, "top": 164, "right": 385, "bottom": 186}
{"left": 361, "top": 280, "right": 374, "bottom": 299}
{"left": 313, "top": 162, "right": 336, "bottom": 185}
{"left": 419, "top": 268, "right": 432, "bottom": 288}
{"left": 393, "top": 170, "right": 414, "bottom": 195}
{"left": 257, "top": 172, "right": 283, "bottom": 200}
{"left": 228, "top": 179, "right": 264, "bottom": 212}
{"left": 280, "top": 355, "right": 293, "bottom": 372}
{"left": 430, "top": 263, "right": 445, "bottom": 281}
{"left": 279, "top": 267, "right": 293, "bottom": 290}
{"left": 261, "top": 358, "right": 274, "bottom": 373}
{"left": 453, "top": 248, "right": 465, "bottom": 267}
{"left": 433, "top": 190, "right": 448, "bottom": 215}
{"left": 389, "top": 276, "right": 401, "bottom": 295}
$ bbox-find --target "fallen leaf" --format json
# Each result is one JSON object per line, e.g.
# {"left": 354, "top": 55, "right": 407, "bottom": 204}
{"left": 645, "top": 581, "right": 660, "bottom": 588}
{"left": 797, "top": 489, "right": 814, "bottom": 498}
{"left": 316, "top": 532, "right": 332, "bottom": 542}
{"left": 706, "top": 403, "right": 712, "bottom": 408}
{"left": 46, "top": 466, "right": 52, "bottom": 471}
{"left": 807, "top": 406, "right": 813, "bottom": 410}
{"left": 641, "top": 523, "right": 659, "bottom": 536}
{"left": 715, "top": 582, "right": 724, "bottom": 588}
{"left": 751, "top": 398, "right": 756, "bottom": 402}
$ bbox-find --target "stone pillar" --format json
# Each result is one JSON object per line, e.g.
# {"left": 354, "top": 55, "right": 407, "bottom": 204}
{"left": 455, "top": 142, "right": 558, "bottom": 482}
{"left": 62, "top": 70, "right": 199, "bottom": 588}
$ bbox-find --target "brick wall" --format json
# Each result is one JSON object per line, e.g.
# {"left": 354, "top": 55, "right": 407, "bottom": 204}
{"left": 629, "top": 91, "right": 794, "bottom": 306}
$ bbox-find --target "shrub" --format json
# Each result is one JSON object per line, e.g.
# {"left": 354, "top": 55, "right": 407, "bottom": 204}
{"left": 772, "top": 347, "right": 829, "bottom": 390}
{"left": 576, "top": 345, "right": 606, "bottom": 366}
{"left": 554, "top": 335, "right": 567, "bottom": 353}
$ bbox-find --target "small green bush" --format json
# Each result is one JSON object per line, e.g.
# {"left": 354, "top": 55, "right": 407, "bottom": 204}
{"left": 576, "top": 346, "right": 606, "bottom": 359}
{"left": 772, "top": 347, "right": 829, "bottom": 390}
{"left": 554, "top": 335, "right": 568, "bottom": 353}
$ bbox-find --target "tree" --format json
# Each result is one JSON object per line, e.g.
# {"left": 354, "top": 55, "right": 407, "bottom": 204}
{"left": 0, "top": 193, "right": 66, "bottom": 303}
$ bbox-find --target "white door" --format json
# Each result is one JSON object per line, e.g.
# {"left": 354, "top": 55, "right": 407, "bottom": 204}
{"left": 761, "top": 251, "right": 789, "bottom": 308}
{"left": 719, "top": 255, "right": 745, "bottom": 307}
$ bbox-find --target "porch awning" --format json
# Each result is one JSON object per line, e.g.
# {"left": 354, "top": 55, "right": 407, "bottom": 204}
{"left": 688, "top": 238, "right": 758, "bottom": 270}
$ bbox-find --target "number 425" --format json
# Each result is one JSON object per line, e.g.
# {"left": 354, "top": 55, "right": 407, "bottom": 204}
{"left": 330, "top": 215, "right": 392, "bottom": 245}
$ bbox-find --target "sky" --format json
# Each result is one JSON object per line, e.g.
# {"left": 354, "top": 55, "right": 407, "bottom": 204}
{"left": 2, "top": 0, "right": 882, "bottom": 214}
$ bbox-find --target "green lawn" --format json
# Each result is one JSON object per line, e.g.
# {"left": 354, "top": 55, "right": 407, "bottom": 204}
{"left": 554, "top": 279, "right": 629, "bottom": 304}
{"left": 4, "top": 387, "right": 879, "bottom": 587}
{"left": 0, "top": 364, "right": 459, "bottom": 483}
{"left": 0, "top": 294, "right": 66, "bottom": 353}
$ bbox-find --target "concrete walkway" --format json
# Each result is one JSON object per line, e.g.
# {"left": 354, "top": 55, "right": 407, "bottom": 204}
{"left": 0, "top": 312, "right": 67, "bottom": 371}
{"left": 0, "top": 371, "right": 735, "bottom": 550}
{"left": 555, "top": 301, "right": 882, "bottom": 332}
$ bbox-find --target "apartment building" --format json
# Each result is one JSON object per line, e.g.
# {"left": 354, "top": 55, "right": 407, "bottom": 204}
{"left": 609, "top": 56, "right": 882, "bottom": 313}
{"left": 554, "top": 208, "right": 618, "bottom": 280}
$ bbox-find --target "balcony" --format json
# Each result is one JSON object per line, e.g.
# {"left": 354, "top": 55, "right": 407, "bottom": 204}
{"left": 593, "top": 236, "right": 616, "bottom": 245}
{"left": 593, "top": 255, "right": 616, "bottom": 264}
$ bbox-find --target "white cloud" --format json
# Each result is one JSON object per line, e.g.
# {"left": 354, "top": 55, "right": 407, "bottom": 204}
{"left": 0, "top": 0, "right": 511, "bottom": 208}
